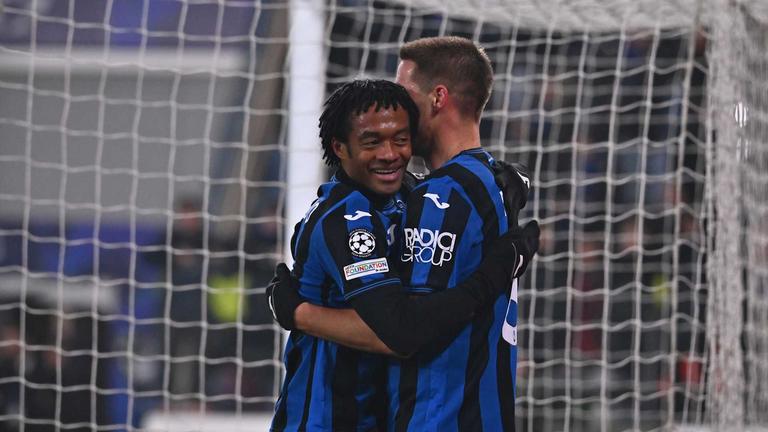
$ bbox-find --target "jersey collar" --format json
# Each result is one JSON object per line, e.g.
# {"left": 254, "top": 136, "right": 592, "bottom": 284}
{"left": 454, "top": 147, "right": 486, "bottom": 159}
{"left": 427, "top": 147, "right": 487, "bottom": 176}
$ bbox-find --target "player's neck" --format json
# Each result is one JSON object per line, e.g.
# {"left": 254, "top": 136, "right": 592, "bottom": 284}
{"left": 425, "top": 120, "right": 482, "bottom": 170}
{"left": 334, "top": 167, "right": 393, "bottom": 209}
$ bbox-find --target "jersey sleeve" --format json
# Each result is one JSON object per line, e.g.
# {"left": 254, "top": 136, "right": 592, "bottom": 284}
{"left": 316, "top": 192, "right": 400, "bottom": 300}
{"left": 401, "top": 177, "right": 477, "bottom": 292}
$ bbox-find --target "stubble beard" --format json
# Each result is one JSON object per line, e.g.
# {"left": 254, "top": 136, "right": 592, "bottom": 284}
{"left": 413, "top": 131, "right": 432, "bottom": 159}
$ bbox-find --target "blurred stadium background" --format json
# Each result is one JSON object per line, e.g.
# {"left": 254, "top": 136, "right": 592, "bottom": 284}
{"left": 0, "top": 0, "right": 766, "bottom": 431}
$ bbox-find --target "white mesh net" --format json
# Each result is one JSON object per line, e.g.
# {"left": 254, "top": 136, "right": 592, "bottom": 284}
{"left": 0, "top": 0, "right": 766, "bottom": 431}
{"left": 0, "top": 1, "right": 286, "bottom": 430}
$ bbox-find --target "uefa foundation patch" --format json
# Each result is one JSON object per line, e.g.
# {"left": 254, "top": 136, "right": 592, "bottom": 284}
{"left": 343, "top": 257, "right": 389, "bottom": 280}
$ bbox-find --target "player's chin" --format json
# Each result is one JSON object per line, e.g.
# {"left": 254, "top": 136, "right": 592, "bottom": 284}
{"left": 369, "top": 167, "right": 403, "bottom": 194}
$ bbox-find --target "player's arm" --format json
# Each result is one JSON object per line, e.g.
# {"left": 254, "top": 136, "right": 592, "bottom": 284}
{"left": 345, "top": 226, "right": 536, "bottom": 356}
{"left": 267, "top": 179, "right": 538, "bottom": 355}
{"left": 266, "top": 263, "right": 394, "bottom": 353}
{"left": 293, "top": 304, "right": 395, "bottom": 355}
{"left": 268, "top": 222, "right": 538, "bottom": 356}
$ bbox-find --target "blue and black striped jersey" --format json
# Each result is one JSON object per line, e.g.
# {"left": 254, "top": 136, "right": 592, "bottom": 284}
{"left": 271, "top": 170, "right": 405, "bottom": 432}
{"left": 387, "top": 148, "right": 518, "bottom": 432}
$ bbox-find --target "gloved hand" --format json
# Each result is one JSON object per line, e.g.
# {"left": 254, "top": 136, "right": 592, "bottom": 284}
{"left": 507, "top": 220, "right": 540, "bottom": 278}
{"left": 468, "top": 220, "right": 541, "bottom": 304}
{"left": 492, "top": 160, "right": 531, "bottom": 228}
{"left": 265, "top": 263, "right": 304, "bottom": 330}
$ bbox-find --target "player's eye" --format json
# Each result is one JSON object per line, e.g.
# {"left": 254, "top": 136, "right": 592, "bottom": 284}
{"left": 393, "top": 134, "right": 410, "bottom": 146}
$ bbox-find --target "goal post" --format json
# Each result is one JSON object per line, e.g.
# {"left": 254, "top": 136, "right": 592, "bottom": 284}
{"left": 707, "top": 1, "right": 768, "bottom": 428}
{"left": 286, "top": 0, "right": 326, "bottom": 267}
{"left": 0, "top": 0, "right": 766, "bottom": 431}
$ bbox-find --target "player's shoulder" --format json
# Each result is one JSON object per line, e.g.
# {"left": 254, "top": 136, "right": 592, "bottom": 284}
{"left": 307, "top": 179, "right": 369, "bottom": 215}
{"left": 421, "top": 150, "right": 496, "bottom": 194}
{"left": 335, "top": 187, "right": 378, "bottom": 224}
{"left": 409, "top": 171, "right": 460, "bottom": 209}
{"left": 311, "top": 183, "right": 383, "bottom": 234}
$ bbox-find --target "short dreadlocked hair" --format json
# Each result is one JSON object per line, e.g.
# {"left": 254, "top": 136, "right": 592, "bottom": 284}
{"left": 319, "top": 79, "right": 419, "bottom": 166}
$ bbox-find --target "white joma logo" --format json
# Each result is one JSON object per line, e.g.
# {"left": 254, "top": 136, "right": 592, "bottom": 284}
{"left": 423, "top": 193, "right": 449, "bottom": 209}
{"left": 344, "top": 210, "right": 372, "bottom": 221}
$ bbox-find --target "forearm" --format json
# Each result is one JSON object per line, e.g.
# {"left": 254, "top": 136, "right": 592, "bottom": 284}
{"left": 350, "top": 275, "right": 496, "bottom": 357}
{"left": 289, "top": 249, "right": 514, "bottom": 357}
{"left": 293, "top": 302, "right": 397, "bottom": 356}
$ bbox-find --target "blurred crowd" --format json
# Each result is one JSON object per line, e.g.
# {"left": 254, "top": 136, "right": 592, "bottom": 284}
{"left": 0, "top": 197, "right": 280, "bottom": 431}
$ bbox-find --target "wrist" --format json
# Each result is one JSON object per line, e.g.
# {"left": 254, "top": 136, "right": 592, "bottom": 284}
{"left": 294, "top": 301, "right": 311, "bottom": 331}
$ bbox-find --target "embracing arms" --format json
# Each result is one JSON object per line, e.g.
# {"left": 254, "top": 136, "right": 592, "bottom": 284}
{"left": 268, "top": 223, "right": 538, "bottom": 356}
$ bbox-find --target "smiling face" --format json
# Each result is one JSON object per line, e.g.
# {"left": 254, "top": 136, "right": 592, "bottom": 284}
{"left": 333, "top": 105, "right": 412, "bottom": 196}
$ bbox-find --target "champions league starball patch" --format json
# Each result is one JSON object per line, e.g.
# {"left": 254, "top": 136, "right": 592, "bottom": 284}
{"left": 348, "top": 228, "right": 376, "bottom": 257}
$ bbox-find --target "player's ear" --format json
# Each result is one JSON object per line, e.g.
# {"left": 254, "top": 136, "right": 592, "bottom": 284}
{"left": 332, "top": 138, "right": 349, "bottom": 161}
{"left": 432, "top": 85, "right": 448, "bottom": 110}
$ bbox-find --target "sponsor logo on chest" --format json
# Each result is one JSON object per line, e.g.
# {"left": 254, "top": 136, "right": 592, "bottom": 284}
{"left": 401, "top": 228, "right": 457, "bottom": 267}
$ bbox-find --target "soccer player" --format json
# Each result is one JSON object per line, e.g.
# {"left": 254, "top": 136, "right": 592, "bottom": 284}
{"left": 269, "top": 79, "right": 536, "bottom": 432}
{"left": 389, "top": 36, "right": 526, "bottom": 432}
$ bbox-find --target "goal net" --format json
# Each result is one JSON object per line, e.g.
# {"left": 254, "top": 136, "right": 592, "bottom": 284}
{"left": 0, "top": 0, "right": 766, "bottom": 431}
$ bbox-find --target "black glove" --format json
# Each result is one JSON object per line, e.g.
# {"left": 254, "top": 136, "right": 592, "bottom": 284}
{"left": 492, "top": 160, "right": 531, "bottom": 228}
{"left": 465, "top": 220, "right": 540, "bottom": 304}
{"left": 508, "top": 220, "right": 540, "bottom": 278}
{"left": 265, "top": 263, "right": 304, "bottom": 330}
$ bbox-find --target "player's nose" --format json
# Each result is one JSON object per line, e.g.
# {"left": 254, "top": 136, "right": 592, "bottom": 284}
{"left": 376, "top": 140, "right": 397, "bottom": 161}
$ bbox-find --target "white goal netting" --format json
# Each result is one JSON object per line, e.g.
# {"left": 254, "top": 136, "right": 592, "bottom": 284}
{"left": 0, "top": 0, "right": 766, "bottom": 431}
